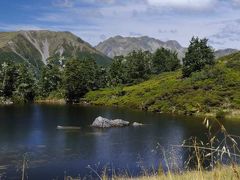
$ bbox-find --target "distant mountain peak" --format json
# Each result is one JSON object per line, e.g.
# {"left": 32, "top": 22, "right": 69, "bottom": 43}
{"left": 215, "top": 48, "right": 239, "bottom": 59}
{"left": 96, "top": 36, "right": 186, "bottom": 59}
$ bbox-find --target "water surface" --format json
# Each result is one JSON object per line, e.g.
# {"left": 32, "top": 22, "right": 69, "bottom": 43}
{"left": 0, "top": 104, "right": 239, "bottom": 179}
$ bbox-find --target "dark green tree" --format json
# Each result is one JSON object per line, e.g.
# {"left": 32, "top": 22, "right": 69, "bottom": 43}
{"left": 152, "top": 48, "right": 180, "bottom": 74}
{"left": 63, "top": 58, "right": 98, "bottom": 103}
{"left": 96, "top": 67, "right": 108, "bottom": 88}
{"left": 39, "top": 63, "right": 63, "bottom": 97}
{"left": 15, "top": 64, "right": 36, "bottom": 102}
{"left": 182, "top": 37, "right": 215, "bottom": 77}
{"left": 0, "top": 61, "right": 18, "bottom": 98}
{"left": 79, "top": 58, "right": 98, "bottom": 90}
{"left": 109, "top": 56, "right": 128, "bottom": 85}
{"left": 125, "top": 50, "right": 151, "bottom": 83}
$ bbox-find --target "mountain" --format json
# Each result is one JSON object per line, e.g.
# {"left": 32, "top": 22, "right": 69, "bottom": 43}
{"left": 95, "top": 36, "right": 186, "bottom": 59}
{"left": 0, "top": 30, "right": 111, "bottom": 70}
{"left": 214, "top": 48, "right": 239, "bottom": 59}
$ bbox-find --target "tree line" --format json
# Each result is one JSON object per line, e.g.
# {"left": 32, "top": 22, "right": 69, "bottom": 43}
{"left": 0, "top": 37, "right": 215, "bottom": 103}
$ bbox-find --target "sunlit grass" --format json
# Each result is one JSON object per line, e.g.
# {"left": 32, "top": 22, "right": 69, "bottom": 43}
{"left": 115, "top": 166, "right": 240, "bottom": 180}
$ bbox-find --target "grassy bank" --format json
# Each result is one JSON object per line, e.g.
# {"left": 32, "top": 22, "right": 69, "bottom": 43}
{"left": 114, "top": 166, "right": 240, "bottom": 180}
{"left": 84, "top": 52, "right": 240, "bottom": 119}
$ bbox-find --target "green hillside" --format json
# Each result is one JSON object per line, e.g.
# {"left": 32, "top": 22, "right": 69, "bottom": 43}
{"left": 0, "top": 30, "right": 111, "bottom": 71}
{"left": 84, "top": 52, "right": 240, "bottom": 119}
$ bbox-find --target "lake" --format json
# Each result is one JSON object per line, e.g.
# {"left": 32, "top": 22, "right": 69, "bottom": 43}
{"left": 0, "top": 104, "right": 240, "bottom": 179}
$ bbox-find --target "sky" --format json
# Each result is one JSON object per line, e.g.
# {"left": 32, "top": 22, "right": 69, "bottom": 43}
{"left": 0, "top": 0, "right": 240, "bottom": 49}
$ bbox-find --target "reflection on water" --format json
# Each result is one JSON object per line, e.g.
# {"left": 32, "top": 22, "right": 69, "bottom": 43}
{"left": 0, "top": 104, "right": 240, "bottom": 179}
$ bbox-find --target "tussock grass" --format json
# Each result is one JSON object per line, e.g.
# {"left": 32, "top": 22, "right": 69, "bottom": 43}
{"left": 65, "top": 166, "right": 240, "bottom": 180}
{"left": 116, "top": 166, "right": 240, "bottom": 180}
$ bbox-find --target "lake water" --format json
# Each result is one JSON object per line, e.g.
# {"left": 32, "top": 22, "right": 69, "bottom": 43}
{"left": 0, "top": 104, "right": 240, "bottom": 179}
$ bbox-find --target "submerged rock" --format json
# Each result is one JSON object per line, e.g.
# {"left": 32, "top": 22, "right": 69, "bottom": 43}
{"left": 132, "top": 122, "right": 144, "bottom": 126}
{"left": 91, "top": 116, "right": 130, "bottom": 128}
{"left": 57, "top": 126, "right": 81, "bottom": 130}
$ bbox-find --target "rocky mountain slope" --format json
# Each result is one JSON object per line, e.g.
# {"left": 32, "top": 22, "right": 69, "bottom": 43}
{"left": 96, "top": 36, "right": 238, "bottom": 60}
{"left": 95, "top": 36, "right": 186, "bottom": 59}
{"left": 0, "top": 30, "right": 111, "bottom": 70}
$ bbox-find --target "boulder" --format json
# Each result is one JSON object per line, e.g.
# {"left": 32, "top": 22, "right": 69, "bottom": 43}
{"left": 132, "top": 122, "right": 144, "bottom": 126}
{"left": 91, "top": 116, "right": 130, "bottom": 128}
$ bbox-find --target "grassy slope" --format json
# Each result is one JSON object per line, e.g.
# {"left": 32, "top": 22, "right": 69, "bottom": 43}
{"left": 84, "top": 52, "right": 240, "bottom": 119}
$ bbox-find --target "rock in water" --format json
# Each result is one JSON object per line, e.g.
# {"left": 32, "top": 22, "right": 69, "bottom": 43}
{"left": 91, "top": 116, "right": 130, "bottom": 128}
{"left": 91, "top": 116, "right": 112, "bottom": 128}
{"left": 57, "top": 126, "right": 81, "bottom": 130}
{"left": 110, "top": 119, "right": 130, "bottom": 127}
{"left": 132, "top": 122, "right": 143, "bottom": 126}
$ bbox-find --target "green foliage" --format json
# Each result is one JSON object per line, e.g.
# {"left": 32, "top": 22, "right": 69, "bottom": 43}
{"left": 0, "top": 61, "right": 18, "bottom": 98}
{"left": 14, "top": 64, "right": 36, "bottom": 102}
{"left": 39, "top": 62, "right": 63, "bottom": 97}
{"left": 108, "top": 48, "right": 180, "bottom": 86}
{"left": 109, "top": 56, "right": 128, "bottom": 85}
{"left": 183, "top": 37, "right": 215, "bottom": 77}
{"left": 95, "top": 67, "right": 109, "bottom": 88}
{"left": 63, "top": 58, "right": 99, "bottom": 103}
{"left": 63, "top": 59, "right": 84, "bottom": 102}
{"left": 0, "top": 61, "right": 37, "bottom": 102}
{"left": 152, "top": 48, "right": 180, "bottom": 74}
{"left": 85, "top": 52, "right": 240, "bottom": 117}
{"left": 124, "top": 50, "right": 151, "bottom": 83}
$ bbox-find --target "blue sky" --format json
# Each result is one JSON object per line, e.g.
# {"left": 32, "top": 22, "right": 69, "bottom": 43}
{"left": 1, "top": 0, "right": 240, "bottom": 49}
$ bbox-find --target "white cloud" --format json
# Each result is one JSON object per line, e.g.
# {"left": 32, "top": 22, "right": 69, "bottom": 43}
{"left": 146, "top": 0, "right": 217, "bottom": 10}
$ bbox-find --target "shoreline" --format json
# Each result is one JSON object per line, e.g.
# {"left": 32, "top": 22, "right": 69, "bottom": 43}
{"left": 37, "top": 98, "right": 240, "bottom": 120}
{"left": 81, "top": 100, "right": 240, "bottom": 121}
{"left": 2, "top": 98, "right": 240, "bottom": 120}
